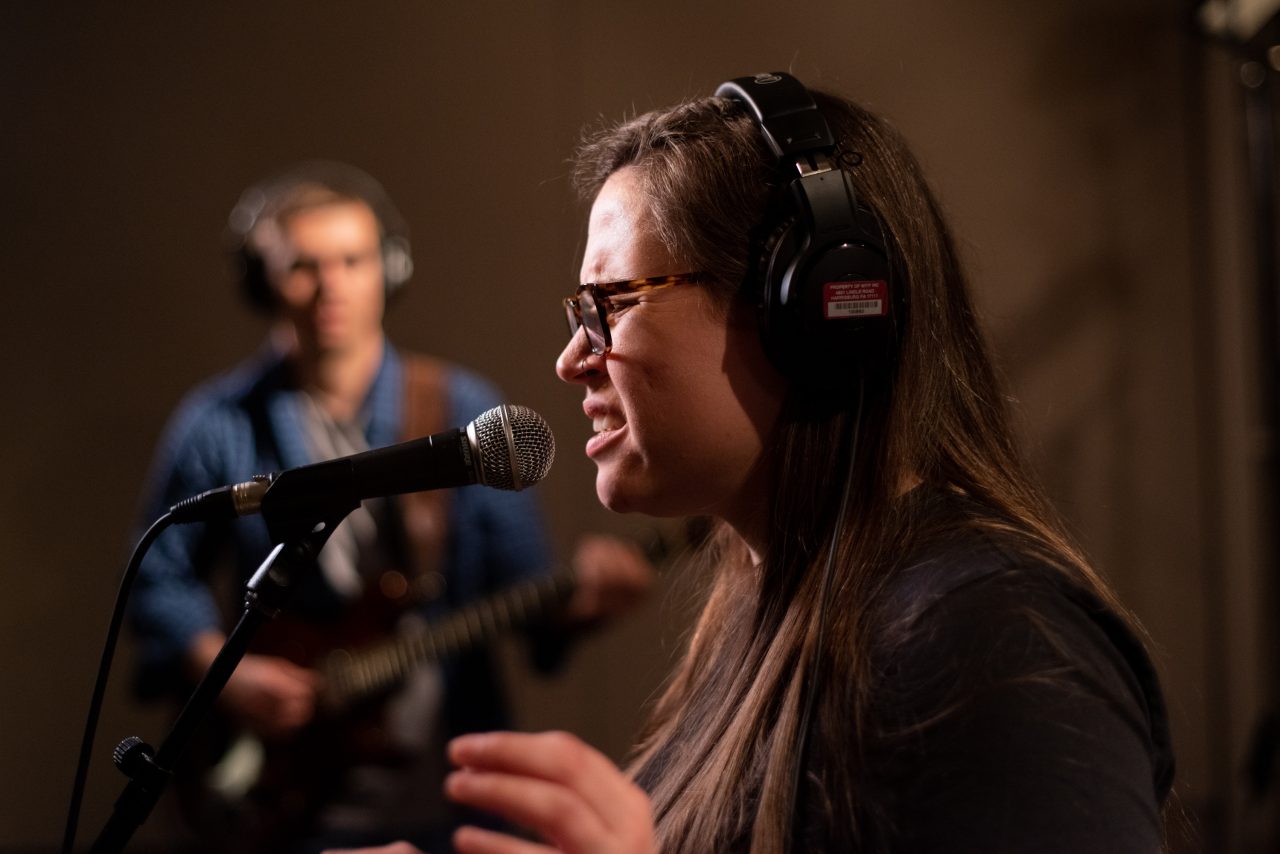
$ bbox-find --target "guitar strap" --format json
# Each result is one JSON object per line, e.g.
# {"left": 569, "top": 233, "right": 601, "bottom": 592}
{"left": 396, "top": 354, "right": 452, "bottom": 602}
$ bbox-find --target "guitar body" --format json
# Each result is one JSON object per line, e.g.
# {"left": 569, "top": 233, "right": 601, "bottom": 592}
{"left": 174, "top": 568, "right": 576, "bottom": 853}
{"left": 176, "top": 574, "right": 421, "bottom": 853}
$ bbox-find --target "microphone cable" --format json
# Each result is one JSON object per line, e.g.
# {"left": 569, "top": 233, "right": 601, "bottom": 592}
{"left": 61, "top": 511, "right": 175, "bottom": 854}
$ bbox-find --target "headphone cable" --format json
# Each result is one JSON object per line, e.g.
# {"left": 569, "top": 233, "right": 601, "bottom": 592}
{"left": 785, "top": 370, "right": 864, "bottom": 852}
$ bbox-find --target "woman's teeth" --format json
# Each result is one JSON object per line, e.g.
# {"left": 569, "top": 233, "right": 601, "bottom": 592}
{"left": 593, "top": 415, "right": 623, "bottom": 433}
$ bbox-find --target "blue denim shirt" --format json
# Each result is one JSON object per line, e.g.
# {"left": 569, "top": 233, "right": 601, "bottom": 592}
{"left": 128, "top": 341, "right": 554, "bottom": 732}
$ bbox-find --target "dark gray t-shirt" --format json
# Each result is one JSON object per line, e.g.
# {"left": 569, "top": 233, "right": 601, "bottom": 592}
{"left": 837, "top": 493, "right": 1174, "bottom": 852}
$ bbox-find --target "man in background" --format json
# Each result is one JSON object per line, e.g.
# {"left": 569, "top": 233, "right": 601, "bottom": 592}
{"left": 129, "top": 161, "right": 653, "bottom": 853}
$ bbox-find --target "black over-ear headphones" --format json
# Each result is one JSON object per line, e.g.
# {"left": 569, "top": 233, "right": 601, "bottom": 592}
{"left": 715, "top": 73, "right": 894, "bottom": 389}
{"left": 226, "top": 160, "right": 414, "bottom": 312}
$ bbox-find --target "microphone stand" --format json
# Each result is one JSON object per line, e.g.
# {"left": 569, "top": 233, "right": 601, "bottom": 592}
{"left": 88, "top": 506, "right": 351, "bottom": 854}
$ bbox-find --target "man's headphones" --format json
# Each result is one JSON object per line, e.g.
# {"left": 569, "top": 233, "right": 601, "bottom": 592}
{"left": 226, "top": 160, "right": 414, "bottom": 312}
{"left": 715, "top": 73, "right": 895, "bottom": 389}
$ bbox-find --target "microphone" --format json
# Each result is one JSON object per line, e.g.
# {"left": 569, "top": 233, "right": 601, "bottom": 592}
{"left": 169, "top": 404, "right": 555, "bottom": 524}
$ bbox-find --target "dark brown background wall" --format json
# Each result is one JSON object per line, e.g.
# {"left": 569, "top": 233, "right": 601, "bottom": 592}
{"left": 1, "top": 2, "right": 1265, "bottom": 850}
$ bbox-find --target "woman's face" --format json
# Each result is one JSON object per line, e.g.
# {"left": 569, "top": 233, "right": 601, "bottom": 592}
{"left": 556, "top": 167, "right": 786, "bottom": 539}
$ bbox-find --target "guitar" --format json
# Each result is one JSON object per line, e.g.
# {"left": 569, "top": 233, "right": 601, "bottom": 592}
{"left": 180, "top": 566, "right": 577, "bottom": 850}
{"left": 304, "top": 566, "right": 575, "bottom": 713}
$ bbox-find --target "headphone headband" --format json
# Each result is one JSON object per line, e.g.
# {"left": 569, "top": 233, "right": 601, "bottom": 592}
{"left": 715, "top": 73, "right": 835, "bottom": 159}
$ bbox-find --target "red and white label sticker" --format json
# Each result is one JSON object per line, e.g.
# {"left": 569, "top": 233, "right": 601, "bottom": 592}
{"left": 823, "top": 280, "right": 888, "bottom": 319}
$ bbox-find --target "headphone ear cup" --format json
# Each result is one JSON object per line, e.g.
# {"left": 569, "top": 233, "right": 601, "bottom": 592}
{"left": 381, "top": 233, "right": 414, "bottom": 299}
{"left": 757, "top": 219, "right": 894, "bottom": 384}
{"left": 236, "top": 245, "right": 275, "bottom": 312}
{"left": 754, "top": 216, "right": 805, "bottom": 372}
{"left": 802, "top": 241, "right": 895, "bottom": 370}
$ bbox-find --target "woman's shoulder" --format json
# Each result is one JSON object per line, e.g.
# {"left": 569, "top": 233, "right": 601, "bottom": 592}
{"left": 875, "top": 489, "right": 1156, "bottom": 718}
{"left": 864, "top": 488, "right": 1176, "bottom": 818}
{"left": 882, "top": 486, "right": 1112, "bottom": 629}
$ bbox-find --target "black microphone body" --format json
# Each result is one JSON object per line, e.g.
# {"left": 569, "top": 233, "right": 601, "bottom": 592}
{"left": 259, "top": 426, "right": 478, "bottom": 525}
{"left": 168, "top": 404, "right": 555, "bottom": 526}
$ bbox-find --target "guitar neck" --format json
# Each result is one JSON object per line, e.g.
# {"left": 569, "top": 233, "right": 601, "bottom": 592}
{"left": 321, "top": 567, "right": 576, "bottom": 708}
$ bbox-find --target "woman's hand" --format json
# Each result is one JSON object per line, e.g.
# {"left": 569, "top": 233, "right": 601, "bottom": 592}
{"left": 446, "top": 731, "right": 658, "bottom": 854}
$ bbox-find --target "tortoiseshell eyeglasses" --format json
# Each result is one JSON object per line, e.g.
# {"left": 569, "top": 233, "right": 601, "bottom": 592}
{"left": 563, "top": 273, "right": 707, "bottom": 355}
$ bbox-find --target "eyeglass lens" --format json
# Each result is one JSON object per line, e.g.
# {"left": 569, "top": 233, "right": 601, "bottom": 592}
{"left": 565, "top": 289, "right": 610, "bottom": 355}
{"left": 578, "top": 289, "right": 608, "bottom": 354}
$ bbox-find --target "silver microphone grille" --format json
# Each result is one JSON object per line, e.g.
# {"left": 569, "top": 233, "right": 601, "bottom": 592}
{"left": 468, "top": 404, "right": 555, "bottom": 491}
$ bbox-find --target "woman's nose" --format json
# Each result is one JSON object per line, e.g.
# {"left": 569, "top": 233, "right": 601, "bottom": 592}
{"left": 555, "top": 328, "right": 595, "bottom": 384}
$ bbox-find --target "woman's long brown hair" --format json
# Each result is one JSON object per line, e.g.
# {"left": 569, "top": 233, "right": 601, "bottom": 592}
{"left": 573, "top": 90, "right": 1143, "bottom": 852}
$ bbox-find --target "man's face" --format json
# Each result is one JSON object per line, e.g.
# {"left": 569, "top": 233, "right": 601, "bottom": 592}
{"left": 264, "top": 200, "right": 386, "bottom": 356}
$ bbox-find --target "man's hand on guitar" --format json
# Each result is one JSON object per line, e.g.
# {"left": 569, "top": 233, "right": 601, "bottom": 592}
{"left": 562, "top": 534, "right": 656, "bottom": 627}
{"left": 223, "top": 653, "right": 321, "bottom": 738}
{"left": 188, "top": 631, "right": 321, "bottom": 739}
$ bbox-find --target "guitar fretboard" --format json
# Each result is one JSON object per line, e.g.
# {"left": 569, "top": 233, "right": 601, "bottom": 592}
{"left": 319, "top": 568, "right": 576, "bottom": 708}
